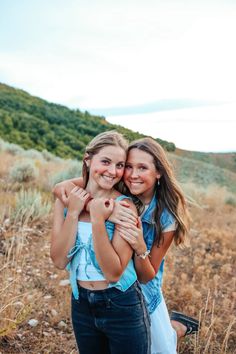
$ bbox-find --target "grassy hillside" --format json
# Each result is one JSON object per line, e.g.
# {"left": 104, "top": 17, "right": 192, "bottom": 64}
{"left": 0, "top": 83, "right": 175, "bottom": 159}
{"left": 175, "top": 148, "right": 236, "bottom": 174}
{"left": 169, "top": 153, "right": 236, "bottom": 194}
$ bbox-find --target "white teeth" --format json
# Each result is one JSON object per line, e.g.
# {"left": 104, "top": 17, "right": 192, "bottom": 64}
{"left": 102, "top": 175, "right": 114, "bottom": 181}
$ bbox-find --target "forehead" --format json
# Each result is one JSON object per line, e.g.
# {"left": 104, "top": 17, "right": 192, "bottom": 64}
{"left": 127, "top": 148, "right": 154, "bottom": 164}
{"left": 96, "top": 145, "right": 126, "bottom": 160}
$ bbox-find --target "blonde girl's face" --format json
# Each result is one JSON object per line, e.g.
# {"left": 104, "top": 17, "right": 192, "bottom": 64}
{"left": 124, "top": 148, "right": 161, "bottom": 200}
{"left": 86, "top": 145, "right": 126, "bottom": 190}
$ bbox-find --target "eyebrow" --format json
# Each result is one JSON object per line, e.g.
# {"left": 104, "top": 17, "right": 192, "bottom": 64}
{"left": 101, "top": 156, "right": 126, "bottom": 163}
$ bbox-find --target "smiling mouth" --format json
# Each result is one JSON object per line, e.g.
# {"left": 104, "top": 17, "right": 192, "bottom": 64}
{"left": 129, "top": 181, "right": 143, "bottom": 185}
{"left": 102, "top": 175, "right": 115, "bottom": 182}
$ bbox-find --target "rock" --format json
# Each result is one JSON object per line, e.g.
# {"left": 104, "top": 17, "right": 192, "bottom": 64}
{"left": 43, "top": 331, "right": 50, "bottom": 336}
{"left": 58, "top": 320, "right": 67, "bottom": 329}
{"left": 28, "top": 319, "right": 39, "bottom": 327}
{"left": 44, "top": 295, "right": 52, "bottom": 300}
{"left": 50, "top": 274, "right": 58, "bottom": 279}
{"left": 59, "top": 279, "right": 70, "bottom": 286}
{"left": 51, "top": 309, "right": 58, "bottom": 317}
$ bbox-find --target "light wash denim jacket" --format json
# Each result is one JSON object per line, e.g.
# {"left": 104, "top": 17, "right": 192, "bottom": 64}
{"left": 140, "top": 193, "right": 175, "bottom": 314}
{"left": 65, "top": 195, "right": 137, "bottom": 300}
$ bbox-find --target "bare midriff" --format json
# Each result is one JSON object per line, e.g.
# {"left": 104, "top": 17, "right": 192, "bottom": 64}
{"left": 78, "top": 280, "right": 109, "bottom": 290}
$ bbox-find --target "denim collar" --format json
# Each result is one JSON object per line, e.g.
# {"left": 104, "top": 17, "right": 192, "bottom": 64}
{"left": 141, "top": 193, "right": 157, "bottom": 224}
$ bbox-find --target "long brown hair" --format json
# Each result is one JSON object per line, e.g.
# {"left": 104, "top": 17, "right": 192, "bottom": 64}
{"left": 128, "top": 137, "right": 190, "bottom": 246}
{"left": 82, "top": 131, "right": 128, "bottom": 188}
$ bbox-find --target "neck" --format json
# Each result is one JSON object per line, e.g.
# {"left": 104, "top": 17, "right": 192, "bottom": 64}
{"left": 137, "top": 190, "right": 155, "bottom": 205}
{"left": 86, "top": 180, "right": 115, "bottom": 199}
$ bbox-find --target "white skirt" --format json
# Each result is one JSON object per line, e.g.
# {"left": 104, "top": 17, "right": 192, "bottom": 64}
{"left": 150, "top": 294, "right": 177, "bottom": 354}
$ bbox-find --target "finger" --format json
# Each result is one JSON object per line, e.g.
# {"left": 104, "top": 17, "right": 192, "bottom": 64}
{"left": 81, "top": 190, "right": 90, "bottom": 199}
{"left": 116, "top": 224, "right": 137, "bottom": 232}
{"left": 120, "top": 210, "right": 137, "bottom": 218}
{"left": 120, "top": 214, "right": 137, "bottom": 224}
{"left": 119, "top": 232, "right": 137, "bottom": 246}
{"left": 119, "top": 201, "right": 131, "bottom": 208}
{"left": 107, "top": 198, "right": 114, "bottom": 211}
{"left": 137, "top": 217, "right": 143, "bottom": 229}
{"left": 116, "top": 220, "right": 136, "bottom": 228}
{"left": 71, "top": 186, "right": 80, "bottom": 193}
{"left": 120, "top": 207, "right": 136, "bottom": 217}
{"left": 117, "top": 227, "right": 138, "bottom": 238}
{"left": 62, "top": 194, "right": 69, "bottom": 206}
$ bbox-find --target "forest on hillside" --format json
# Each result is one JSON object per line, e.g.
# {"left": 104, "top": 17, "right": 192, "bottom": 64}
{"left": 0, "top": 83, "right": 175, "bottom": 159}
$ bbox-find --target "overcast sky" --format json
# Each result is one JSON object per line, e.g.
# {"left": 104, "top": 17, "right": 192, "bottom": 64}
{"left": 0, "top": 0, "right": 235, "bottom": 152}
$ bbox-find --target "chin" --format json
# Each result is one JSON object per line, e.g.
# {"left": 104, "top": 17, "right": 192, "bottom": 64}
{"left": 99, "top": 182, "right": 116, "bottom": 190}
{"left": 128, "top": 187, "right": 142, "bottom": 195}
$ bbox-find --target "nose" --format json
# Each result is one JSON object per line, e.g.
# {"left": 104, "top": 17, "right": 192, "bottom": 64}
{"left": 108, "top": 164, "right": 116, "bottom": 175}
{"left": 130, "top": 168, "right": 139, "bottom": 178}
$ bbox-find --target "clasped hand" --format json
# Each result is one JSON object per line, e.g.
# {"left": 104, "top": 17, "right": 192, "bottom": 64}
{"left": 116, "top": 218, "right": 147, "bottom": 255}
{"left": 90, "top": 198, "right": 115, "bottom": 222}
{"left": 67, "top": 186, "right": 91, "bottom": 216}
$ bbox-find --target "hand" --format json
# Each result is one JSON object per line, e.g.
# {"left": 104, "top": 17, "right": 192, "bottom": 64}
{"left": 116, "top": 218, "right": 147, "bottom": 254}
{"left": 53, "top": 181, "right": 76, "bottom": 206}
{"left": 67, "top": 187, "right": 91, "bottom": 216}
{"left": 108, "top": 200, "right": 138, "bottom": 227}
{"left": 90, "top": 198, "right": 114, "bottom": 222}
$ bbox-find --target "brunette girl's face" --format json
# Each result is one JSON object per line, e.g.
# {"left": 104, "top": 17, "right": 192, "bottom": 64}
{"left": 87, "top": 145, "right": 126, "bottom": 190}
{"left": 124, "top": 148, "right": 161, "bottom": 200}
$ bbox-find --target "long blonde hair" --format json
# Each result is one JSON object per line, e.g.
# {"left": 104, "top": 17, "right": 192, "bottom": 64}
{"left": 128, "top": 137, "right": 190, "bottom": 246}
{"left": 82, "top": 131, "right": 128, "bottom": 188}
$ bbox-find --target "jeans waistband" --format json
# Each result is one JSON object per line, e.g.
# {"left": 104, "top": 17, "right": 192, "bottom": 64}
{"left": 77, "top": 281, "right": 139, "bottom": 300}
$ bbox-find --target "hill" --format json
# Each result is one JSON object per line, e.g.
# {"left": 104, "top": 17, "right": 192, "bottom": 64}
{"left": 0, "top": 83, "right": 175, "bottom": 159}
{"left": 175, "top": 148, "right": 236, "bottom": 174}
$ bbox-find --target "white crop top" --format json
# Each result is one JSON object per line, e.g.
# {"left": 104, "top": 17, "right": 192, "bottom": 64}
{"left": 76, "top": 221, "right": 106, "bottom": 281}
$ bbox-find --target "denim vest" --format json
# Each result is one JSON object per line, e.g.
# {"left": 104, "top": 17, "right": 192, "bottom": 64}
{"left": 140, "top": 193, "right": 175, "bottom": 314}
{"left": 65, "top": 195, "right": 137, "bottom": 300}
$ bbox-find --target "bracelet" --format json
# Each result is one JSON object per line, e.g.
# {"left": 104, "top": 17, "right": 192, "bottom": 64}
{"left": 135, "top": 250, "right": 150, "bottom": 260}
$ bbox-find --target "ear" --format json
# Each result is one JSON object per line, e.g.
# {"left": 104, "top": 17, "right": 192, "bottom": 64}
{"left": 156, "top": 171, "right": 161, "bottom": 179}
{"left": 83, "top": 153, "right": 91, "bottom": 168}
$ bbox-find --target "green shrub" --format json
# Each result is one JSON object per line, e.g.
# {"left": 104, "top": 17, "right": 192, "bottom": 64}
{"left": 41, "top": 149, "right": 57, "bottom": 162}
{"left": 9, "top": 160, "right": 38, "bottom": 183}
{"left": 13, "top": 189, "right": 51, "bottom": 225}
{"left": 0, "top": 140, "right": 24, "bottom": 155}
{"left": 50, "top": 160, "right": 82, "bottom": 186}
{"left": 22, "top": 149, "right": 44, "bottom": 160}
{"left": 225, "top": 196, "right": 236, "bottom": 206}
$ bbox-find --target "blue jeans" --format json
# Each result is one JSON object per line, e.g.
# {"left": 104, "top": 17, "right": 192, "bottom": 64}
{"left": 71, "top": 281, "right": 151, "bottom": 354}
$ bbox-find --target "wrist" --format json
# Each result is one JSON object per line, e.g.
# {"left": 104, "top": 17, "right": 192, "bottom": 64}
{"left": 135, "top": 244, "right": 147, "bottom": 256}
{"left": 90, "top": 215, "right": 105, "bottom": 224}
{"left": 67, "top": 209, "right": 80, "bottom": 220}
{"left": 135, "top": 249, "right": 150, "bottom": 260}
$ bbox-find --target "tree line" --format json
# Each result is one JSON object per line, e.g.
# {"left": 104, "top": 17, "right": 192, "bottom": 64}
{"left": 0, "top": 83, "right": 175, "bottom": 159}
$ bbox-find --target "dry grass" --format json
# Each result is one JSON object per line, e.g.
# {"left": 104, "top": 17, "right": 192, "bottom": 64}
{"left": 0, "top": 151, "right": 235, "bottom": 353}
